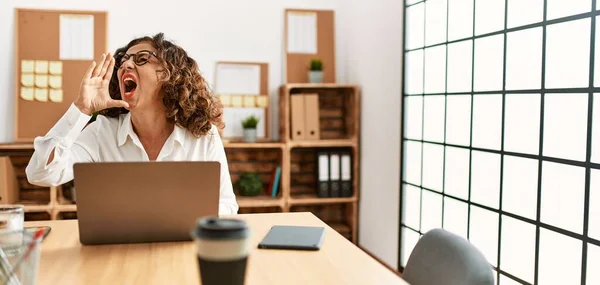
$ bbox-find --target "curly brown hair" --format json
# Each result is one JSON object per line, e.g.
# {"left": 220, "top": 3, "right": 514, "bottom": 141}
{"left": 99, "top": 33, "right": 224, "bottom": 137}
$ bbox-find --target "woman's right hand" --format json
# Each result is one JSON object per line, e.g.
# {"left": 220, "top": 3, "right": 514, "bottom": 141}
{"left": 74, "top": 53, "right": 129, "bottom": 115}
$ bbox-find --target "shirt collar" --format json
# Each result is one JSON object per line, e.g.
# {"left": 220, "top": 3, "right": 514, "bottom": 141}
{"left": 171, "top": 124, "right": 187, "bottom": 151}
{"left": 117, "top": 112, "right": 134, "bottom": 147}
{"left": 117, "top": 112, "right": 187, "bottom": 151}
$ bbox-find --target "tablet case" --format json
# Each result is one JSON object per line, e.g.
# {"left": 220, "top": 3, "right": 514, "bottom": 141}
{"left": 258, "top": 225, "right": 325, "bottom": 250}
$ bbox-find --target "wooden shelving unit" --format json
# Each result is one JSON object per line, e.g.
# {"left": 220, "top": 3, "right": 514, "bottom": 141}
{"left": 0, "top": 83, "right": 361, "bottom": 243}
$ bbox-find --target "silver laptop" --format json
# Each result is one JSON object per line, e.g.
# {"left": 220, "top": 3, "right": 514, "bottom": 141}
{"left": 73, "top": 161, "right": 221, "bottom": 245}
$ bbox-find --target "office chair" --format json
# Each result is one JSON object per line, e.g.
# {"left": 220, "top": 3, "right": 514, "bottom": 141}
{"left": 402, "top": 228, "right": 494, "bottom": 285}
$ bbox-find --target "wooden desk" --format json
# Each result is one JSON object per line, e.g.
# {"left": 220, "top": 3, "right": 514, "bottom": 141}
{"left": 26, "top": 212, "right": 408, "bottom": 285}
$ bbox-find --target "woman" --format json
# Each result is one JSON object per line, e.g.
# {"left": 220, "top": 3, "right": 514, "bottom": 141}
{"left": 26, "top": 33, "right": 238, "bottom": 215}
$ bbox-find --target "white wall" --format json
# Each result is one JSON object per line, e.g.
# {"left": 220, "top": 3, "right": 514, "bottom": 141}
{"left": 340, "top": 0, "right": 403, "bottom": 269}
{"left": 0, "top": 0, "right": 404, "bottom": 270}
{"left": 0, "top": 0, "right": 347, "bottom": 142}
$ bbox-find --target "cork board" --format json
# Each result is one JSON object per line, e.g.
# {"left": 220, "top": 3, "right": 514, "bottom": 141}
{"left": 284, "top": 9, "right": 335, "bottom": 84}
{"left": 214, "top": 61, "right": 272, "bottom": 141}
{"left": 14, "top": 9, "right": 107, "bottom": 142}
{"left": 215, "top": 61, "right": 269, "bottom": 95}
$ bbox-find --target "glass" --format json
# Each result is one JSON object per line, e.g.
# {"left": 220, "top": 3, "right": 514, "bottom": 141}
{"left": 422, "top": 143, "right": 444, "bottom": 192}
{"left": 115, "top": 50, "right": 157, "bottom": 69}
{"left": 539, "top": 229, "right": 582, "bottom": 284}
{"left": 0, "top": 205, "right": 24, "bottom": 235}
{"left": 470, "top": 151, "right": 501, "bottom": 209}
{"left": 403, "top": 141, "right": 422, "bottom": 185}
{"left": 545, "top": 19, "right": 590, "bottom": 88}
{"left": 474, "top": 35, "right": 504, "bottom": 92}
{"left": 541, "top": 162, "right": 585, "bottom": 234}
{"left": 447, "top": 40, "right": 472, "bottom": 93}
{"left": 445, "top": 94, "right": 471, "bottom": 146}
{"left": 448, "top": 0, "right": 473, "bottom": 41}
{"left": 543, "top": 93, "right": 588, "bottom": 161}
{"left": 404, "top": 95, "right": 423, "bottom": 140}
{"left": 444, "top": 146, "right": 470, "bottom": 200}
{"left": 425, "top": 0, "right": 447, "bottom": 46}
{"left": 401, "top": 227, "right": 420, "bottom": 267}
{"left": 506, "top": 27, "right": 543, "bottom": 90}
{"left": 469, "top": 205, "right": 499, "bottom": 267}
{"left": 421, "top": 190, "right": 442, "bottom": 233}
{"left": 504, "top": 94, "right": 541, "bottom": 155}
{"left": 472, "top": 94, "right": 502, "bottom": 150}
{"left": 593, "top": 93, "right": 600, "bottom": 163}
{"left": 500, "top": 274, "right": 523, "bottom": 285}
{"left": 424, "top": 45, "right": 446, "bottom": 94}
{"left": 502, "top": 156, "right": 538, "bottom": 220}
{"left": 588, "top": 243, "right": 600, "bottom": 285}
{"left": 596, "top": 19, "right": 600, "bottom": 87}
{"left": 507, "top": 0, "right": 543, "bottom": 28}
{"left": 402, "top": 184, "right": 421, "bottom": 231}
{"left": 406, "top": 3, "right": 425, "bottom": 50}
{"left": 547, "top": 0, "right": 591, "bottom": 20}
{"left": 474, "top": 0, "right": 505, "bottom": 36}
{"left": 423, "top": 95, "right": 445, "bottom": 143}
{"left": 589, "top": 169, "right": 600, "bottom": 240}
{"left": 405, "top": 50, "right": 424, "bottom": 95}
{"left": 500, "top": 216, "right": 536, "bottom": 283}
{"left": 0, "top": 229, "right": 43, "bottom": 285}
{"left": 442, "top": 197, "right": 468, "bottom": 240}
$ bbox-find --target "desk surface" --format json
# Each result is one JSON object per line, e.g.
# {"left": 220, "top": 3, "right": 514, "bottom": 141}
{"left": 27, "top": 212, "right": 408, "bottom": 285}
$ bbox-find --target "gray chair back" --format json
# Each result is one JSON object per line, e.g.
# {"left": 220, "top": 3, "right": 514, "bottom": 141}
{"left": 403, "top": 228, "right": 494, "bottom": 285}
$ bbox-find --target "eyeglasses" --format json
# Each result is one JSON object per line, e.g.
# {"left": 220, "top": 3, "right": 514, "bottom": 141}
{"left": 115, "top": 50, "right": 158, "bottom": 69}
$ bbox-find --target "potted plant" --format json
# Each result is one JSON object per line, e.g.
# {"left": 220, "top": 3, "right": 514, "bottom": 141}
{"left": 309, "top": 59, "right": 323, "bottom": 83}
{"left": 237, "top": 173, "right": 262, "bottom": 196}
{"left": 241, "top": 115, "right": 259, "bottom": 142}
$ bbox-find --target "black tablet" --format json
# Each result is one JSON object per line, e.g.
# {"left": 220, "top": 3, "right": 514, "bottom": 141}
{"left": 258, "top": 225, "right": 325, "bottom": 250}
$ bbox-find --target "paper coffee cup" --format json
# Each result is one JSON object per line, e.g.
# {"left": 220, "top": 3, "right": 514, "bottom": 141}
{"left": 192, "top": 217, "right": 250, "bottom": 285}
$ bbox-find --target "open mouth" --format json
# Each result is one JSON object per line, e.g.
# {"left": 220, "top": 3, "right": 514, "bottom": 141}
{"left": 122, "top": 74, "right": 137, "bottom": 98}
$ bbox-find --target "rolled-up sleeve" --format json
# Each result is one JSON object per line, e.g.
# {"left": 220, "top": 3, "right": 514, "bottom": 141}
{"left": 26, "top": 103, "right": 97, "bottom": 187}
{"left": 207, "top": 125, "right": 239, "bottom": 215}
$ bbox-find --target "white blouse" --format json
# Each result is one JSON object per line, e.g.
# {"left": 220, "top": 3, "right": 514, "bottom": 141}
{"left": 25, "top": 103, "right": 238, "bottom": 215}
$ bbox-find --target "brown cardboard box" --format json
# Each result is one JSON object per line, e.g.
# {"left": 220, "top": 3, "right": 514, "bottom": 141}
{"left": 0, "top": 157, "right": 19, "bottom": 204}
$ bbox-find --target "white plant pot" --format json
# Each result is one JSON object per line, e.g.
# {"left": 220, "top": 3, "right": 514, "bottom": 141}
{"left": 309, "top": 71, "right": 323, "bottom": 83}
{"left": 243, "top": 128, "right": 257, "bottom": 142}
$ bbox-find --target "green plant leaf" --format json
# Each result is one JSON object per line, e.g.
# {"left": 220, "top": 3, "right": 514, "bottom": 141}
{"left": 241, "top": 115, "right": 260, "bottom": 129}
{"left": 310, "top": 59, "right": 323, "bottom": 71}
{"left": 237, "top": 172, "right": 262, "bottom": 196}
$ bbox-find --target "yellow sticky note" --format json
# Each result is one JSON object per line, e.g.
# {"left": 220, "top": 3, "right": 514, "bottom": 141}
{"left": 35, "top": 88, "right": 48, "bottom": 102}
{"left": 219, "top": 95, "right": 231, "bottom": 107}
{"left": 35, "top": 75, "right": 48, "bottom": 88}
{"left": 49, "top": 89, "right": 63, "bottom": 103}
{"left": 21, "top": 74, "right": 34, "bottom": 87}
{"left": 231, "top": 96, "right": 242, "bottom": 107}
{"left": 21, "top": 87, "right": 34, "bottom": 101}
{"left": 35, "top": 60, "right": 48, "bottom": 74}
{"left": 243, "top": 96, "right": 255, "bottom": 107}
{"left": 21, "top": 60, "right": 34, "bottom": 73}
{"left": 49, "top": 61, "right": 63, "bottom": 75}
{"left": 49, "top": 75, "right": 62, "bottom": 89}
{"left": 256, "top": 95, "right": 269, "bottom": 108}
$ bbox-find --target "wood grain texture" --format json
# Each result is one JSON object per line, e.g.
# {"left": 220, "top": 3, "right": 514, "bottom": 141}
{"left": 285, "top": 10, "right": 336, "bottom": 84}
{"left": 26, "top": 212, "right": 408, "bottom": 285}
{"left": 15, "top": 9, "right": 107, "bottom": 141}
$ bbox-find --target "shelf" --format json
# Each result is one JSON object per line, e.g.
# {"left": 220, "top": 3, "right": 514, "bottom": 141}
{"left": 21, "top": 202, "right": 52, "bottom": 212}
{"left": 289, "top": 195, "right": 357, "bottom": 206}
{"left": 283, "top": 83, "right": 359, "bottom": 89}
{"left": 54, "top": 204, "right": 77, "bottom": 212}
{"left": 224, "top": 142, "right": 285, "bottom": 149}
{"left": 288, "top": 139, "right": 357, "bottom": 148}
{"left": 237, "top": 196, "right": 283, "bottom": 208}
{"left": 328, "top": 223, "right": 352, "bottom": 234}
{"left": 0, "top": 143, "right": 34, "bottom": 151}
